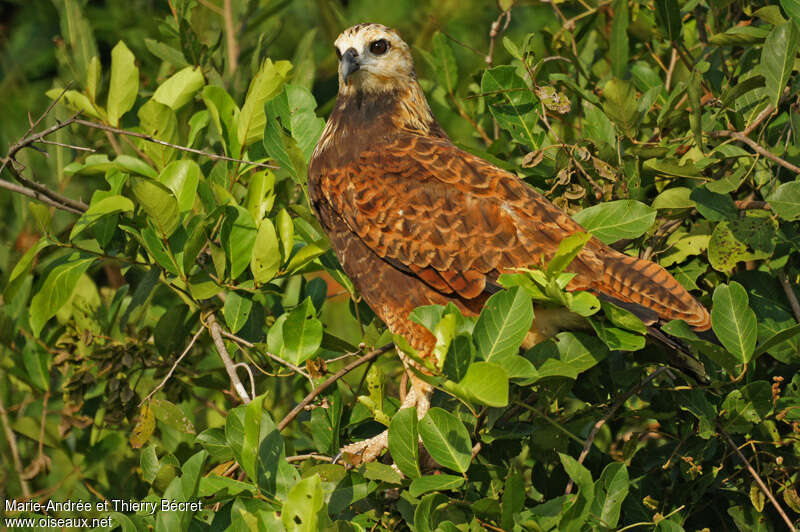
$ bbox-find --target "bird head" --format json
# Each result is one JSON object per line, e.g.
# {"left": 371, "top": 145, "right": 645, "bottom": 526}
{"left": 334, "top": 23, "right": 416, "bottom": 94}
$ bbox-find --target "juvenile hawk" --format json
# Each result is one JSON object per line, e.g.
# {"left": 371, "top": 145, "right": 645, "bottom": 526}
{"left": 308, "top": 23, "right": 710, "bottom": 462}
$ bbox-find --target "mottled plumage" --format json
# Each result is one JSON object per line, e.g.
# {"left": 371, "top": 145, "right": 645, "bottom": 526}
{"left": 309, "top": 23, "right": 710, "bottom": 462}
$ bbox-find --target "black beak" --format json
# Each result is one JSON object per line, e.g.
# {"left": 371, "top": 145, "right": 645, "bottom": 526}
{"left": 341, "top": 48, "right": 360, "bottom": 84}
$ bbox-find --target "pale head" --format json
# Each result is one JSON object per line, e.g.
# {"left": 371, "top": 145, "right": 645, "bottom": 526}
{"left": 334, "top": 23, "right": 415, "bottom": 93}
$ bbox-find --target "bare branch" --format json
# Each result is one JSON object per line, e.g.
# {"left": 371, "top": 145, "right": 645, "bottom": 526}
{"left": 73, "top": 119, "right": 278, "bottom": 169}
{"left": 218, "top": 328, "right": 312, "bottom": 381}
{"left": 205, "top": 313, "right": 252, "bottom": 403}
{"left": 139, "top": 327, "right": 205, "bottom": 406}
{"left": 566, "top": 366, "right": 669, "bottom": 494}
{"left": 778, "top": 270, "right": 800, "bottom": 324}
{"left": 286, "top": 453, "right": 334, "bottom": 463}
{"left": 720, "top": 427, "right": 796, "bottom": 531}
{"left": 0, "top": 177, "right": 85, "bottom": 214}
{"left": 277, "top": 344, "right": 393, "bottom": 431}
{"left": 0, "top": 394, "right": 31, "bottom": 497}
{"left": 710, "top": 129, "right": 800, "bottom": 175}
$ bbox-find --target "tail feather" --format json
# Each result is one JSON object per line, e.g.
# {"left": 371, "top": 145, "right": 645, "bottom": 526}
{"left": 595, "top": 253, "right": 711, "bottom": 331}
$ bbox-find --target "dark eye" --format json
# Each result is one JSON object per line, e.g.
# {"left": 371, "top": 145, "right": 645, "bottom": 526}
{"left": 369, "top": 39, "right": 389, "bottom": 55}
{"left": 335, "top": 47, "right": 342, "bottom": 60}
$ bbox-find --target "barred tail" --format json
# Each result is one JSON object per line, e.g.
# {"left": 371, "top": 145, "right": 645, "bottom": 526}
{"left": 595, "top": 253, "right": 711, "bottom": 331}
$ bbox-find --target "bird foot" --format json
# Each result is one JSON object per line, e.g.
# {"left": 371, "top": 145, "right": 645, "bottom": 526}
{"left": 337, "top": 376, "right": 431, "bottom": 468}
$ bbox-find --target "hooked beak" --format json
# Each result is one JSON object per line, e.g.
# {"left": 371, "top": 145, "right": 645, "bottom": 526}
{"left": 341, "top": 48, "right": 360, "bottom": 84}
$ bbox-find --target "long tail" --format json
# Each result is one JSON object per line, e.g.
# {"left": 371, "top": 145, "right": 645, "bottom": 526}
{"left": 595, "top": 253, "right": 711, "bottom": 331}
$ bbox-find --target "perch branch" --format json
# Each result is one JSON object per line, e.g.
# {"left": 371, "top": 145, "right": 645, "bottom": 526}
{"left": 73, "top": 119, "right": 278, "bottom": 169}
{"left": 709, "top": 129, "right": 800, "bottom": 175}
{"left": 205, "top": 313, "right": 252, "bottom": 403}
{"left": 566, "top": 366, "right": 669, "bottom": 494}
{"left": 720, "top": 427, "right": 796, "bottom": 531}
{"left": 0, "top": 394, "right": 31, "bottom": 497}
{"left": 0, "top": 177, "right": 85, "bottom": 214}
{"left": 139, "top": 327, "right": 205, "bottom": 406}
{"left": 218, "top": 329, "right": 312, "bottom": 381}
{"left": 277, "top": 344, "right": 393, "bottom": 431}
{"left": 778, "top": 270, "right": 800, "bottom": 324}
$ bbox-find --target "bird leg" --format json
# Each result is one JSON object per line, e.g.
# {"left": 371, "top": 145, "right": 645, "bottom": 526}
{"left": 338, "top": 355, "right": 432, "bottom": 467}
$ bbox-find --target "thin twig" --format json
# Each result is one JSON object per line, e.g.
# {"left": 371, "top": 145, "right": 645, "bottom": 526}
{"left": 73, "top": 119, "right": 278, "bottom": 169}
{"left": 233, "top": 362, "right": 256, "bottom": 399}
{"left": 218, "top": 329, "right": 312, "bottom": 381}
{"left": 0, "top": 394, "right": 31, "bottom": 496}
{"left": 778, "top": 270, "right": 800, "bottom": 324}
{"left": 277, "top": 344, "right": 393, "bottom": 431}
{"left": 205, "top": 313, "right": 252, "bottom": 403}
{"left": 566, "top": 366, "right": 669, "bottom": 494}
{"left": 720, "top": 427, "right": 796, "bottom": 531}
{"left": 709, "top": 130, "right": 800, "bottom": 174}
{"left": 285, "top": 453, "right": 334, "bottom": 463}
{"left": 0, "top": 178, "right": 85, "bottom": 214}
{"left": 223, "top": 0, "right": 239, "bottom": 76}
{"left": 139, "top": 327, "right": 205, "bottom": 405}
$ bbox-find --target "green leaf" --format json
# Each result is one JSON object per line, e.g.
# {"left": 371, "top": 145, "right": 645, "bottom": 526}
{"left": 137, "top": 99, "right": 178, "bottom": 169}
{"left": 781, "top": 0, "right": 800, "bottom": 21}
{"left": 458, "top": 361, "right": 509, "bottom": 407}
{"left": 473, "top": 287, "right": 534, "bottom": 362}
{"left": 238, "top": 59, "right": 292, "bottom": 147}
{"left": 722, "top": 381, "right": 772, "bottom": 433}
{"left": 442, "top": 333, "right": 474, "bottom": 381}
{"left": 150, "top": 398, "right": 195, "bottom": 434}
{"left": 202, "top": 85, "right": 241, "bottom": 158}
{"left": 754, "top": 323, "right": 800, "bottom": 358}
{"left": 114, "top": 154, "right": 157, "bottom": 178}
{"left": 23, "top": 345, "right": 50, "bottom": 391}
{"left": 86, "top": 55, "right": 100, "bottom": 102}
{"left": 609, "top": 0, "right": 629, "bottom": 78}
{"left": 46, "top": 88, "right": 103, "bottom": 120}
{"left": 711, "top": 282, "right": 758, "bottom": 366}
{"left": 652, "top": 187, "right": 694, "bottom": 210}
{"left": 30, "top": 256, "right": 94, "bottom": 336}
{"left": 276, "top": 208, "right": 294, "bottom": 261}
{"left": 107, "top": 41, "right": 138, "bottom": 126}
{"left": 761, "top": 21, "right": 800, "bottom": 107}
{"left": 409, "top": 475, "right": 464, "bottom": 498}
{"left": 418, "top": 407, "right": 472, "bottom": 473}
{"left": 388, "top": 407, "right": 421, "bottom": 479}
{"left": 431, "top": 32, "right": 458, "bottom": 94}
{"left": 69, "top": 194, "right": 133, "bottom": 240}
{"left": 481, "top": 66, "right": 541, "bottom": 149}
{"left": 591, "top": 463, "right": 629, "bottom": 528}
{"left": 282, "top": 475, "right": 333, "bottom": 532}
{"left": 654, "top": 0, "right": 682, "bottom": 42}
{"left": 158, "top": 160, "right": 201, "bottom": 212}
{"left": 152, "top": 66, "right": 205, "bottom": 110}
{"left": 708, "top": 216, "right": 777, "bottom": 271}
{"left": 600, "top": 300, "right": 647, "bottom": 334}
{"left": 223, "top": 292, "right": 253, "bottom": 334}
{"left": 572, "top": 200, "right": 656, "bottom": 244}
{"left": 767, "top": 180, "right": 800, "bottom": 220}
{"left": 131, "top": 176, "right": 180, "bottom": 237}
{"left": 4, "top": 238, "right": 50, "bottom": 303}
{"left": 251, "top": 218, "right": 281, "bottom": 284}
{"left": 558, "top": 453, "right": 595, "bottom": 528}
{"left": 547, "top": 232, "right": 592, "bottom": 276}
{"left": 221, "top": 206, "right": 257, "bottom": 280}
{"left": 282, "top": 299, "right": 323, "bottom": 365}
{"left": 601, "top": 78, "right": 640, "bottom": 136}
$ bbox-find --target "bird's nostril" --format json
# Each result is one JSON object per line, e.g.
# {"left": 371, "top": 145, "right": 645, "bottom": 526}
{"left": 344, "top": 47, "right": 358, "bottom": 58}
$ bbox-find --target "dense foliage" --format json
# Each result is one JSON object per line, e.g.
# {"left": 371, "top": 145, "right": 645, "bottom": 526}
{"left": 1, "top": 0, "right": 800, "bottom": 530}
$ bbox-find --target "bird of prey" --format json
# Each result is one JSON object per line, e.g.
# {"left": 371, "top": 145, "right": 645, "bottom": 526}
{"left": 308, "top": 23, "right": 711, "bottom": 463}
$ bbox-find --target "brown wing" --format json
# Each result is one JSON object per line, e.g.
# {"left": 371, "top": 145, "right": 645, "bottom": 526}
{"left": 316, "top": 134, "right": 710, "bottom": 330}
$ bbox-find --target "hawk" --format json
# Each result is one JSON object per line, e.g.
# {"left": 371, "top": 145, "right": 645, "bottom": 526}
{"left": 308, "top": 23, "right": 710, "bottom": 462}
